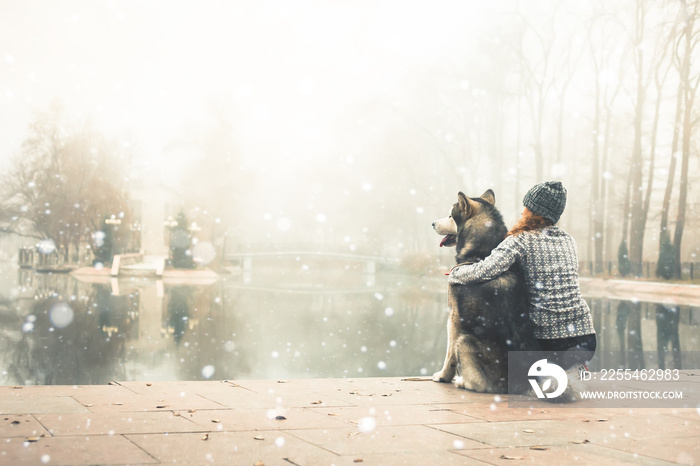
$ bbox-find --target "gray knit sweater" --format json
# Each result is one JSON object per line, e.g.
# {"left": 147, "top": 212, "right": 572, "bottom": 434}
{"left": 449, "top": 226, "right": 595, "bottom": 339}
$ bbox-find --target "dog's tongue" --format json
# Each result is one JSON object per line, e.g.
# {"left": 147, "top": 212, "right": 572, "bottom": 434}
{"left": 439, "top": 235, "right": 452, "bottom": 247}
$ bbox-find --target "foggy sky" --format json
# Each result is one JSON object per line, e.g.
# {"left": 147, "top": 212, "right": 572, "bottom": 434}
{"left": 3, "top": 0, "right": 691, "bottom": 263}
{"left": 0, "top": 0, "right": 510, "bottom": 249}
{"left": 0, "top": 0, "right": 481, "bottom": 169}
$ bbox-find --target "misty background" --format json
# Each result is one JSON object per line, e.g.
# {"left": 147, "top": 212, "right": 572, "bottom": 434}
{"left": 1, "top": 0, "right": 699, "bottom": 278}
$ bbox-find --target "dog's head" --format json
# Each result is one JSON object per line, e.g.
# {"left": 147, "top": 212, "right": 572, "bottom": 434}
{"left": 433, "top": 189, "right": 497, "bottom": 248}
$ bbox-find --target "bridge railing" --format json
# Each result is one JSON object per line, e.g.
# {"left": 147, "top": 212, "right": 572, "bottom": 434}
{"left": 227, "top": 243, "right": 382, "bottom": 258}
{"left": 579, "top": 260, "right": 700, "bottom": 281}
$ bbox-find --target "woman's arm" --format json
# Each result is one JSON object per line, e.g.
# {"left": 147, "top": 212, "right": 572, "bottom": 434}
{"left": 448, "top": 236, "right": 521, "bottom": 285}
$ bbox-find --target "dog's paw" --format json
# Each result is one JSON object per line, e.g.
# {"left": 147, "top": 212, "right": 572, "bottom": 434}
{"left": 432, "top": 372, "right": 451, "bottom": 383}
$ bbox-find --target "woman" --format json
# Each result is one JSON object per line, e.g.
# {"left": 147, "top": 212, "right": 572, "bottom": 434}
{"left": 449, "top": 181, "right": 596, "bottom": 370}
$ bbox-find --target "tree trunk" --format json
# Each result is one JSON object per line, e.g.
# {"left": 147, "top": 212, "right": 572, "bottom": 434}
{"left": 628, "top": 41, "right": 646, "bottom": 278}
{"left": 659, "top": 84, "right": 682, "bottom": 256}
{"left": 591, "top": 73, "right": 604, "bottom": 274}
{"left": 628, "top": 0, "right": 662, "bottom": 278}
{"left": 656, "top": 55, "right": 681, "bottom": 279}
{"left": 672, "top": 0, "right": 699, "bottom": 279}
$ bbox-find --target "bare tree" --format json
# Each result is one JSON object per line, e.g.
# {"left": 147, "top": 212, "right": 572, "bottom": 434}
{"left": 587, "top": 6, "right": 627, "bottom": 274}
{"left": 513, "top": 1, "right": 562, "bottom": 181}
{"left": 0, "top": 102, "right": 132, "bottom": 261}
{"left": 671, "top": 0, "right": 700, "bottom": 278}
{"left": 624, "top": 1, "right": 678, "bottom": 277}
{"left": 626, "top": 0, "right": 651, "bottom": 278}
{"left": 655, "top": 7, "right": 685, "bottom": 279}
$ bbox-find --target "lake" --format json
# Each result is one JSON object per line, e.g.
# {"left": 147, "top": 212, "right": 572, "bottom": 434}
{"left": 0, "top": 261, "right": 698, "bottom": 385}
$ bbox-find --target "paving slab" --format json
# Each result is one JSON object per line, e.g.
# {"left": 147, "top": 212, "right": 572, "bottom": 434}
{"left": 34, "top": 411, "right": 201, "bottom": 436}
{"left": 184, "top": 407, "right": 351, "bottom": 431}
{"left": 0, "top": 384, "right": 135, "bottom": 397}
{"left": 0, "top": 435, "right": 158, "bottom": 465}
{"left": 0, "top": 394, "right": 90, "bottom": 415}
{"left": 599, "top": 435, "right": 700, "bottom": 464}
{"left": 307, "top": 403, "right": 486, "bottom": 426}
{"left": 0, "top": 414, "right": 51, "bottom": 438}
{"left": 115, "top": 380, "right": 240, "bottom": 397}
{"left": 431, "top": 413, "right": 700, "bottom": 448}
{"left": 0, "top": 376, "right": 698, "bottom": 465}
{"left": 125, "top": 430, "right": 331, "bottom": 465}
{"left": 200, "top": 380, "right": 359, "bottom": 409}
{"left": 232, "top": 377, "right": 478, "bottom": 406}
{"left": 456, "top": 443, "right": 678, "bottom": 466}
{"left": 287, "top": 424, "right": 489, "bottom": 456}
{"left": 298, "top": 451, "right": 491, "bottom": 465}
{"left": 432, "top": 402, "right": 596, "bottom": 422}
{"left": 71, "top": 392, "right": 226, "bottom": 413}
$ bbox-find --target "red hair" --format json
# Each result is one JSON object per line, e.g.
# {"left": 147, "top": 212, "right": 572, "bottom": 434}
{"left": 507, "top": 209, "right": 553, "bottom": 236}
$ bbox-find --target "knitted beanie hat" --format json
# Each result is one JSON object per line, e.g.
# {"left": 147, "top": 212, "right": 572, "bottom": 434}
{"left": 523, "top": 181, "right": 567, "bottom": 224}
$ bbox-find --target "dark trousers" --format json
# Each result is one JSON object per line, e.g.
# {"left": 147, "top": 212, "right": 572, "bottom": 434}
{"left": 537, "top": 333, "right": 597, "bottom": 370}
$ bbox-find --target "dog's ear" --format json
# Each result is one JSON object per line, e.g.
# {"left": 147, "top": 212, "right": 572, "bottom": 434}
{"left": 457, "top": 192, "right": 471, "bottom": 215}
{"left": 480, "top": 189, "right": 496, "bottom": 205}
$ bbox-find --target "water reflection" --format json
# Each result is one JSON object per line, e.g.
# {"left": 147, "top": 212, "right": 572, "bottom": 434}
{"left": 0, "top": 263, "right": 698, "bottom": 385}
{"left": 588, "top": 298, "right": 699, "bottom": 371}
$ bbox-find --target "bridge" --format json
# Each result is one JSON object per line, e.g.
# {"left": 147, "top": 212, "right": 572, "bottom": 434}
{"left": 224, "top": 244, "right": 397, "bottom": 287}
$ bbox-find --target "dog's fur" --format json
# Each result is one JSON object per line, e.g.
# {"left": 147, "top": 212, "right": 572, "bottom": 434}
{"left": 432, "top": 190, "right": 539, "bottom": 393}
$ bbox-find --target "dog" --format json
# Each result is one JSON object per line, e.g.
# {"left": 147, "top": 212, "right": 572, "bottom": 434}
{"left": 432, "top": 190, "right": 539, "bottom": 393}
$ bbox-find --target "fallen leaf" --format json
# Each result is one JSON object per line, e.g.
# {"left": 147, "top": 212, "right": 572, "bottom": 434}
{"left": 523, "top": 429, "right": 535, "bottom": 433}
{"left": 253, "top": 435, "right": 265, "bottom": 441}
{"left": 112, "top": 402, "right": 124, "bottom": 406}
{"left": 173, "top": 412, "right": 181, "bottom": 417}
{"left": 500, "top": 454, "right": 524, "bottom": 460}
{"left": 571, "top": 439, "right": 591, "bottom": 444}
{"left": 11, "top": 420, "right": 20, "bottom": 425}
{"left": 529, "top": 446, "right": 548, "bottom": 451}
{"left": 277, "top": 380, "right": 290, "bottom": 383}
{"left": 381, "top": 393, "right": 392, "bottom": 397}
{"left": 596, "top": 419, "right": 609, "bottom": 422}
{"left": 201, "top": 434, "right": 209, "bottom": 441}
{"left": 353, "top": 459, "right": 364, "bottom": 463}
{"left": 25, "top": 437, "right": 40, "bottom": 442}
{"left": 11, "top": 386, "right": 23, "bottom": 389}
{"left": 275, "top": 416, "right": 287, "bottom": 421}
{"left": 327, "top": 413, "right": 340, "bottom": 417}
{"left": 310, "top": 400, "right": 323, "bottom": 405}
{"left": 188, "top": 409, "right": 197, "bottom": 413}
{"left": 211, "top": 419, "right": 221, "bottom": 423}
{"left": 351, "top": 391, "right": 375, "bottom": 397}
{"left": 156, "top": 405, "right": 168, "bottom": 409}
{"left": 84, "top": 404, "right": 94, "bottom": 408}
{"left": 146, "top": 383, "right": 152, "bottom": 386}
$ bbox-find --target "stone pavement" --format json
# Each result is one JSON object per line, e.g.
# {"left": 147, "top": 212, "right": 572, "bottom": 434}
{"left": 1, "top": 377, "right": 698, "bottom": 465}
